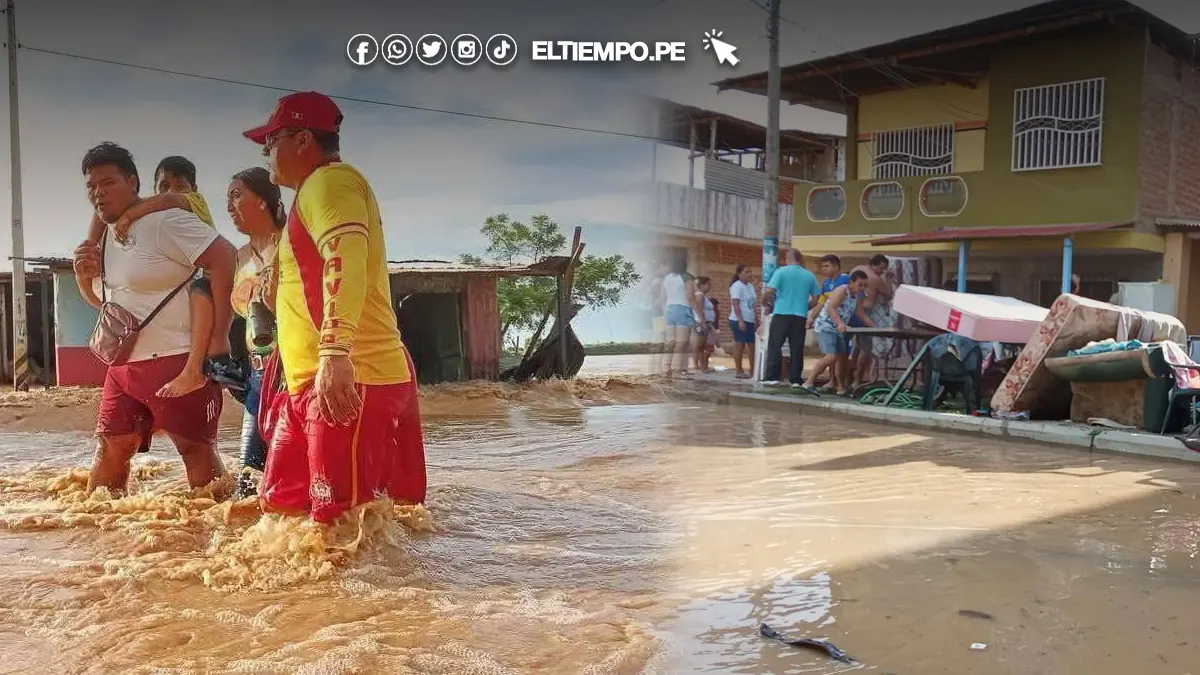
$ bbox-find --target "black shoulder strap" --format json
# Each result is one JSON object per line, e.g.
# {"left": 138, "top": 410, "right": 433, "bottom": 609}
{"left": 99, "top": 229, "right": 107, "bottom": 304}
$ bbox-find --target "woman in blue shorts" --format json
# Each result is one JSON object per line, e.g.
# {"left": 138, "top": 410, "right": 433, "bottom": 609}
{"left": 660, "top": 257, "right": 700, "bottom": 376}
{"left": 801, "top": 270, "right": 873, "bottom": 397}
{"left": 727, "top": 264, "right": 758, "bottom": 379}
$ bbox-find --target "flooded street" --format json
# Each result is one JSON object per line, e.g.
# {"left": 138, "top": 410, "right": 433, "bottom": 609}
{"left": 2, "top": 382, "right": 1200, "bottom": 673}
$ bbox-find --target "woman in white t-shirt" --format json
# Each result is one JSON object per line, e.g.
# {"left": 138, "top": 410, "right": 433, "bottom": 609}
{"left": 660, "top": 258, "right": 702, "bottom": 377}
{"left": 728, "top": 264, "right": 758, "bottom": 379}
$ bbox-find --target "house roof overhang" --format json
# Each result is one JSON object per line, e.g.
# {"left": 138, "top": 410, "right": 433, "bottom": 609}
{"left": 714, "top": 0, "right": 1197, "bottom": 114}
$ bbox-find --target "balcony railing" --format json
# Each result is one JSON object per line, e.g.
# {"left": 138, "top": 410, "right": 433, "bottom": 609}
{"left": 647, "top": 181, "right": 793, "bottom": 244}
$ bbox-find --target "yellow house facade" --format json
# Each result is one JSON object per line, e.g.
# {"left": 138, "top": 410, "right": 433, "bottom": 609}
{"left": 717, "top": 0, "right": 1200, "bottom": 327}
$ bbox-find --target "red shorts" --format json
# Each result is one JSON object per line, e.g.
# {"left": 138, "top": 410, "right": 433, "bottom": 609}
{"left": 95, "top": 353, "right": 222, "bottom": 444}
{"left": 260, "top": 378, "right": 427, "bottom": 523}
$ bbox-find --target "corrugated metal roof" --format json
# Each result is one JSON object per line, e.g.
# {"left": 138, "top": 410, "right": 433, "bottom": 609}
{"left": 1155, "top": 217, "right": 1200, "bottom": 232}
{"left": 387, "top": 257, "right": 570, "bottom": 277}
{"left": 856, "top": 221, "right": 1130, "bottom": 246}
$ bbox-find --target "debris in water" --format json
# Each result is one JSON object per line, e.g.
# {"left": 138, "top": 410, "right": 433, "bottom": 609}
{"left": 970, "top": 643, "right": 988, "bottom": 651}
{"left": 958, "top": 609, "right": 995, "bottom": 620}
{"left": 759, "top": 623, "right": 855, "bottom": 664}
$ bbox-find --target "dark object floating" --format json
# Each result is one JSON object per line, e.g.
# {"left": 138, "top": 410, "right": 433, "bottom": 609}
{"left": 958, "top": 609, "right": 995, "bottom": 621}
{"left": 760, "top": 623, "right": 855, "bottom": 664}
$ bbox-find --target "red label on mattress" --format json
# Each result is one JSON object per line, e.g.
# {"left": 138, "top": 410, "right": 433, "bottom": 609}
{"left": 947, "top": 309, "right": 962, "bottom": 331}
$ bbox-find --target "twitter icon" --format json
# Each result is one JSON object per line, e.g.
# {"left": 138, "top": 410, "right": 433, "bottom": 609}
{"left": 416, "top": 34, "right": 448, "bottom": 66}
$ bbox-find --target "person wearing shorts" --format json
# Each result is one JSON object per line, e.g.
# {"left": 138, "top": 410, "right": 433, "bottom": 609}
{"left": 728, "top": 264, "right": 758, "bottom": 379}
{"left": 801, "top": 270, "right": 873, "bottom": 398}
{"left": 246, "top": 91, "right": 427, "bottom": 522}
{"left": 660, "top": 257, "right": 699, "bottom": 376}
{"left": 72, "top": 142, "right": 237, "bottom": 495}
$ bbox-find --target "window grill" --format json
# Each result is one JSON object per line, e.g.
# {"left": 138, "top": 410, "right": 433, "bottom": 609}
{"left": 871, "top": 123, "right": 955, "bottom": 179}
{"left": 1012, "top": 77, "right": 1105, "bottom": 172}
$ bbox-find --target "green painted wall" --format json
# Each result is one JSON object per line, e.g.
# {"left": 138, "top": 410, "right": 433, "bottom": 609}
{"left": 798, "top": 23, "right": 1146, "bottom": 237}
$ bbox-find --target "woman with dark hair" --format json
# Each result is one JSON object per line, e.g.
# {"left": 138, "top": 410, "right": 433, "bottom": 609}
{"left": 660, "top": 256, "right": 702, "bottom": 377}
{"left": 727, "top": 264, "right": 757, "bottom": 378}
{"left": 226, "top": 167, "right": 286, "bottom": 497}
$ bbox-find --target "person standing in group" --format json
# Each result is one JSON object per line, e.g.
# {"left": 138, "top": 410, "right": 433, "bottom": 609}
{"left": 245, "top": 91, "right": 427, "bottom": 522}
{"left": 72, "top": 142, "right": 237, "bottom": 495}
{"left": 649, "top": 260, "right": 669, "bottom": 344}
{"left": 659, "top": 257, "right": 702, "bottom": 377}
{"left": 761, "top": 248, "right": 819, "bottom": 387}
{"left": 801, "top": 270, "right": 874, "bottom": 397}
{"left": 727, "top": 264, "right": 758, "bottom": 379}
{"left": 806, "top": 254, "right": 851, "bottom": 392}
{"left": 225, "top": 167, "right": 286, "bottom": 498}
{"left": 848, "top": 254, "right": 894, "bottom": 390}
{"left": 690, "top": 276, "right": 716, "bottom": 373}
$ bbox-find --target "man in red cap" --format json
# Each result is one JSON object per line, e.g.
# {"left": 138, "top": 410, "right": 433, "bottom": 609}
{"left": 245, "top": 91, "right": 426, "bottom": 522}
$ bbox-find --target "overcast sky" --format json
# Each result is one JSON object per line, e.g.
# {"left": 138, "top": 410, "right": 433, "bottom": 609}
{"left": 0, "top": 0, "right": 661, "bottom": 343}
{"left": 2, "top": 1, "right": 1198, "bottom": 343}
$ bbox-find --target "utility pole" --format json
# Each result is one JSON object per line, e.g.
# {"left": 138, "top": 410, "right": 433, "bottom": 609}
{"left": 755, "top": 0, "right": 781, "bottom": 383}
{"left": 6, "top": 0, "right": 28, "bottom": 390}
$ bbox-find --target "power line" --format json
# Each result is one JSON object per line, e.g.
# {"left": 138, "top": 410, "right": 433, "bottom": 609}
{"left": 17, "top": 44, "right": 666, "bottom": 143}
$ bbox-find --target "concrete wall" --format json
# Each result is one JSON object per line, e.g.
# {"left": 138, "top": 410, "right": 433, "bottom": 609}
{"left": 53, "top": 270, "right": 106, "bottom": 386}
{"left": 856, "top": 79, "right": 990, "bottom": 178}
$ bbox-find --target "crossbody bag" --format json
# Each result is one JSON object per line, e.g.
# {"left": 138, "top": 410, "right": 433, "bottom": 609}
{"left": 88, "top": 230, "right": 195, "bottom": 367}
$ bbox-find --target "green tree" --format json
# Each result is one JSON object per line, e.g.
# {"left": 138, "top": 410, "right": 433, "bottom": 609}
{"left": 460, "top": 214, "right": 641, "bottom": 350}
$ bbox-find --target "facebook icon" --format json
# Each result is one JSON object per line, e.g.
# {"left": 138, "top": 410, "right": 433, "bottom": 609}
{"left": 346, "top": 34, "right": 379, "bottom": 66}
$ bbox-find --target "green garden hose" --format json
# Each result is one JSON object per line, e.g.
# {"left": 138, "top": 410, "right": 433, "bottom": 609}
{"left": 856, "top": 386, "right": 965, "bottom": 413}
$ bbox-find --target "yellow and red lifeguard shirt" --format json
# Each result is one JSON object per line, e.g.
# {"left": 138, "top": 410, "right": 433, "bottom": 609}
{"left": 275, "top": 162, "right": 411, "bottom": 394}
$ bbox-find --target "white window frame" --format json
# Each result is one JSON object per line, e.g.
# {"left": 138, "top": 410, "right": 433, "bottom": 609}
{"left": 1011, "top": 77, "right": 1105, "bottom": 172}
{"left": 806, "top": 185, "right": 846, "bottom": 222}
{"left": 918, "top": 176, "right": 969, "bottom": 218}
{"left": 860, "top": 181, "right": 905, "bottom": 221}
{"left": 870, "top": 123, "right": 955, "bottom": 179}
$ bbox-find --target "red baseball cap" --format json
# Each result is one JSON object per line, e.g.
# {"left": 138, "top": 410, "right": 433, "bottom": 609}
{"left": 243, "top": 91, "right": 343, "bottom": 144}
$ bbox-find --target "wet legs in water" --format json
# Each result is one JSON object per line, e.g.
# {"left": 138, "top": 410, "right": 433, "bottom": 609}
{"left": 236, "top": 366, "right": 267, "bottom": 497}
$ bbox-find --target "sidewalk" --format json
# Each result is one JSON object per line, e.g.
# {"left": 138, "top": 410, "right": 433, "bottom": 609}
{"left": 730, "top": 389, "right": 1200, "bottom": 465}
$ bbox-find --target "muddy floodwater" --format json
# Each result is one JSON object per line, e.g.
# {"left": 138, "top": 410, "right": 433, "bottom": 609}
{"left": 2, "top": 381, "right": 1200, "bottom": 674}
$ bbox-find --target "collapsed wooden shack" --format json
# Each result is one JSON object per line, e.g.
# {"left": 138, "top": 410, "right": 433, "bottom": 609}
{"left": 389, "top": 234, "right": 581, "bottom": 384}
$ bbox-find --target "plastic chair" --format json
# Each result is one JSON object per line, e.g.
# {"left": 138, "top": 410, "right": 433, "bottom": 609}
{"left": 1160, "top": 341, "right": 1200, "bottom": 434}
{"left": 921, "top": 350, "right": 979, "bottom": 412}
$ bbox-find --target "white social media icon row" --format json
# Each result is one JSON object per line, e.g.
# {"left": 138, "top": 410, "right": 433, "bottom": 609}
{"left": 348, "top": 33, "right": 518, "bottom": 67}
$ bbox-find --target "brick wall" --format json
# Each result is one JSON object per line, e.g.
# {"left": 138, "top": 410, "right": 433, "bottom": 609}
{"left": 1137, "top": 44, "right": 1200, "bottom": 227}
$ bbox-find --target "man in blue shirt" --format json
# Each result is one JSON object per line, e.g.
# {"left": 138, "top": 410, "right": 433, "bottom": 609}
{"left": 762, "top": 248, "right": 820, "bottom": 386}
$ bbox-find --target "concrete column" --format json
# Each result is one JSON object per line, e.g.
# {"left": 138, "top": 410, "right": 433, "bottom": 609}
{"left": 844, "top": 101, "right": 859, "bottom": 181}
{"left": 1162, "top": 232, "right": 1197, "bottom": 331}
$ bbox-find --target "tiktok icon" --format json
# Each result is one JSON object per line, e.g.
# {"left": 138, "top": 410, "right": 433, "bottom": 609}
{"left": 486, "top": 34, "right": 518, "bottom": 66}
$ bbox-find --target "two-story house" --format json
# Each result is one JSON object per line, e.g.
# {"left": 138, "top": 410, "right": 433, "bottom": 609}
{"left": 645, "top": 97, "right": 842, "bottom": 340}
{"left": 716, "top": 0, "right": 1200, "bottom": 329}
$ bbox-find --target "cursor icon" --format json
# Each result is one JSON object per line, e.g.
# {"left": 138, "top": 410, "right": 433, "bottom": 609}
{"left": 703, "top": 29, "right": 739, "bottom": 66}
